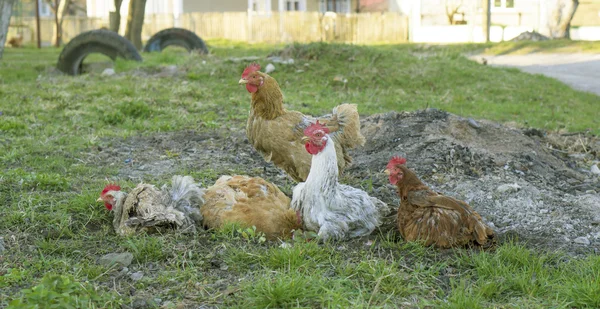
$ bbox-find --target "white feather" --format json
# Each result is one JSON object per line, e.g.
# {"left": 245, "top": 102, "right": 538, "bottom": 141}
{"left": 291, "top": 135, "right": 389, "bottom": 241}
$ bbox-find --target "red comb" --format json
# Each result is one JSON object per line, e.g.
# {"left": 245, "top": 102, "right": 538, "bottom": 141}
{"left": 242, "top": 63, "right": 261, "bottom": 78}
{"left": 101, "top": 184, "right": 121, "bottom": 196}
{"left": 303, "top": 120, "right": 330, "bottom": 137}
{"left": 387, "top": 156, "right": 407, "bottom": 169}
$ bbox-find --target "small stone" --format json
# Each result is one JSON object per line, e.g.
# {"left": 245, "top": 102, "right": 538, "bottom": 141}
{"left": 130, "top": 271, "right": 144, "bottom": 281}
{"left": 569, "top": 153, "right": 587, "bottom": 160}
{"left": 563, "top": 223, "right": 574, "bottom": 230}
{"left": 591, "top": 164, "right": 600, "bottom": 175}
{"left": 573, "top": 237, "right": 590, "bottom": 246}
{"left": 279, "top": 242, "right": 292, "bottom": 249}
{"left": 539, "top": 209, "right": 549, "bottom": 214}
{"left": 496, "top": 183, "right": 522, "bottom": 194}
{"left": 467, "top": 118, "right": 480, "bottom": 128}
{"left": 220, "top": 264, "right": 229, "bottom": 271}
{"left": 101, "top": 68, "right": 115, "bottom": 76}
{"left": 265, "top": 63, "right": 275, "bottom": 74}
{"left": 98, "top": 252, "right": 133, "bottom": 267}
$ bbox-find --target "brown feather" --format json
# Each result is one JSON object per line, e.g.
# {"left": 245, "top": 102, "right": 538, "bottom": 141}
{"left": 394, "top": 166, "right": 495, "bottom": 249}
{"left": 201, "top": 175, "right": 301, "bottom": 240}
{"left": 245, "top": 72, "right": 365, "bottom": 182}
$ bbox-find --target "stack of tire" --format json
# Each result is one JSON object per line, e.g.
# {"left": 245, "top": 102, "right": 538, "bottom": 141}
{"left": 57, "top": 28, "right": 208, "bottom": 76}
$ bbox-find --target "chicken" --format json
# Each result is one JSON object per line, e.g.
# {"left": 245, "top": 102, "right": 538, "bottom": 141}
{"left": 7, "top": 34, "right": 23, "bottom": 48}
{"left": 97, "top": 175, "right": 205, "bottom": 236}
{"left": 291, "top": 122, "right": 389, "bottom": 241}
{"left": 385, "top": 157, "right": 495, "bottom": 248}
{"left": 238, "top": 63, "right": 365, "bottom": 182}
{"left": 200, "top": 175, "right": 301, "bottom": 240}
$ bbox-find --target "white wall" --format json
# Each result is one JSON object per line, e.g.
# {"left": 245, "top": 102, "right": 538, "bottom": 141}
{"left": 86, "top": 0, "right": 176, "bottom": 18}
{"left": 570, "top": 26, "right": 600, "bottom": 41}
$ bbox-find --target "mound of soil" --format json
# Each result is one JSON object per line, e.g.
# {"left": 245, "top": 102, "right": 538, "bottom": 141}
{"left": 510, "top": 31, "right": 550, "bottom": 42}
{"left": 93, "top": 109, "right": 600, "bottom": 254}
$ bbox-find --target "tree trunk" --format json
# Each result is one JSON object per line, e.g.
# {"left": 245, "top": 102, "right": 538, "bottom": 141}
{"left": 549, "top": 0, "right": 579, "bottom": 39}
{"left": 124, "top": 0, "right": 147, "bottom": 50}
{"left": 109, "top": 0, "right": 123, "bottom": 33}
{"left": 51, "top": 0, "right": 70, "bottom": 47}
{"left": 0, "top": 0, "right": 16, "bottom": 59}
{"left": 481, "top": 0, "right": 490, "bottom": 42}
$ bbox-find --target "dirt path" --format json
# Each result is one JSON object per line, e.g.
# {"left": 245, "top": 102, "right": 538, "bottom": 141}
{"left": 473, "top": 53, "right": 600, "bottom": 96}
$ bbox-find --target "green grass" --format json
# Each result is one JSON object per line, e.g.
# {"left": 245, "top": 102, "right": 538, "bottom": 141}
{"left": 483, "top": 40, "right": 600, "bottom": 55}
{"left": 1, "top": 40, "right": 599, "bottom": 307}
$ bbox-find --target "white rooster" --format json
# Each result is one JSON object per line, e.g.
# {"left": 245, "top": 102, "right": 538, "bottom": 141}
{"left": 291, "top": 121, "right": 390, "bottom": 241}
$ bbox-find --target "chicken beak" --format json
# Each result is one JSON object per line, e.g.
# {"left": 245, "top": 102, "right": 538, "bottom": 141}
{"left": 238, "top": 78, "right": 248, "bottom": 85}
{"left": 96, "top": 197, "right": 103, "bottom": 202}
{"left": 384, "top": 169, "right": 390, "bottom": 175}
{"left": 301, "top": 136, "right": 310, "bottom": 143}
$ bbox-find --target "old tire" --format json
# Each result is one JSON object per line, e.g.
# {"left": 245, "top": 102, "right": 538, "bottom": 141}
{"left": 57, "top": 29, "right": 142, "bottom": 75}
{"left": 143, "top": 28, "right": 208, "bottom": 54}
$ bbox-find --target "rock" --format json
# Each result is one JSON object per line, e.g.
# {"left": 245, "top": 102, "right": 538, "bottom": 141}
{"left": 467, "top": 118, "right": 480, "bottom": 129}
{"left": 130, "top": 271, "right": 144, "bottom": 281}
{"left": 539, "top": 209, "right": 549, "bottom": 214}
{"left": 569, "top": 153, "right": 587, "bottom": 160}
{"left": 101, "top": 68, "right": 115, "bottom": 76}
{"left": 226, "top": 56, "right": 260, "bottom": 63}
{"left": 266, "top": 56, "right": 294, "bottom": 64}
{"left": 265, "top": 63, "right": 275, "bottom": 74}
{"left": 510, "top": 31, "right": 549, "bottom": 42}
{"left": 573, "top": 237, "right": 590, "bottom": 246}
{"left": 591, "top": 163, "right": 600, "bottom": 175}
{"left": 496, "top": 183, "right": 522, "bottom": 193}
{"left": 98, "top": 252, "right": 133, "bottom": 267}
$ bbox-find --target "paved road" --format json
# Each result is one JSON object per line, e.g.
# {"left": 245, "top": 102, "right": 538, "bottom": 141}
{"left": 472, "top": 53, "right": 600, "bottom": 96}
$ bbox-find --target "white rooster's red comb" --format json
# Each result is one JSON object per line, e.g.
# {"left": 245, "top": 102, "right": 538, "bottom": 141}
{"left": 101, "top": 184, "right": 121, "bottom": 196}
{"left": 241, "top": 63, "right": 261, "bottom": 78}
{"left": 304, "top": 120, "right": 330, "bottom": 137}
{"left": 387, "top": 156, "right": 407, "bottom": 168}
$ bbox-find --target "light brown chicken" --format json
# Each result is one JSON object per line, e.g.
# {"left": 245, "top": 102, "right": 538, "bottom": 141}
{"left": 238, "top": 63, "right": 365, "bottom": 182}
{"left": 385, "top": 157, "right": 494, "bottom": 248}
{"left": 7, "top": 34, "right": 23, "bottom": 48}
{"left": 97, "top": 176, "right": 205, "bottom": 236}
{"left": 201, "top": 175, "right": 301, "bottom": 240}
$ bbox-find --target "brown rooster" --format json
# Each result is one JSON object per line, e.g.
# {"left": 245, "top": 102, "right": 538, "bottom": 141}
{"left": 201, "top": 175, "right": 301, "bottom": 240}
{"left": 97, "top": 176, "right": 205, "bottom": 236}
{"left": 238, "top": 63, "right": 365, "bottom": 182}
{"left": 385, "top": 157, "right": 495, "bottom": 248}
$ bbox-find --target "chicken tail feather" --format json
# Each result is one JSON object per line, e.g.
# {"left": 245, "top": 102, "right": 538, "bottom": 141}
{"left": 331, "top": 103, "right": 366, "bottom": 149}
{"left": 162, "top": 175, "right": 206, "bottom": 224}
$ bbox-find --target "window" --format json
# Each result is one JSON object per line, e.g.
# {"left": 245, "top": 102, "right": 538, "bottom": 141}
{"left": 39, "top": 0, "right": 51, "bottom": 17}
{"left": 249, "top": 0, "right": 272, "bottom": 13}
{"left": 284, "top": 0, "right": 306, "bottom": 11}
{"left": 319, "top": 0, "right": 351, "bottom": 13}
{"left": 493, "top": 0, "right": 514, "bottom": 9}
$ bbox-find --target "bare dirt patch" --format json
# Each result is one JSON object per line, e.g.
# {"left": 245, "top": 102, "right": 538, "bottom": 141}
{"left": 92, "top": 109, "right": 600, "bottom": 255}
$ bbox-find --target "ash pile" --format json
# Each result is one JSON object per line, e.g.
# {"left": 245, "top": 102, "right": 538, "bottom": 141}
{"left": 350, "top": 109, "right": 600, "bottom": 254}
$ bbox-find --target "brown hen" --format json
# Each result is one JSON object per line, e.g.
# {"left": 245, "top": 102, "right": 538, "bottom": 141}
{"left": 239, "top": 63, "right": 365, "bottom": 182}
{"left": 201, "top": 175, "right": 301, "bottom": 240}
{"left": 385, "top": 157, "right": 495, "bottom": 248}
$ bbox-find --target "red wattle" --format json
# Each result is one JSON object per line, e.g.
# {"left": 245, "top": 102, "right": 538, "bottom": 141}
{"left": 305, "top": 142, "right": 324, "bottom": 155}
{"left": 389, "top": 175, "right": 398, "bottom": 185}
{"left": 105, "top": 202, "right": 113, "bottom": 211}
{"left": 246, "top": 84, "right": 258, "bottom": 93}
